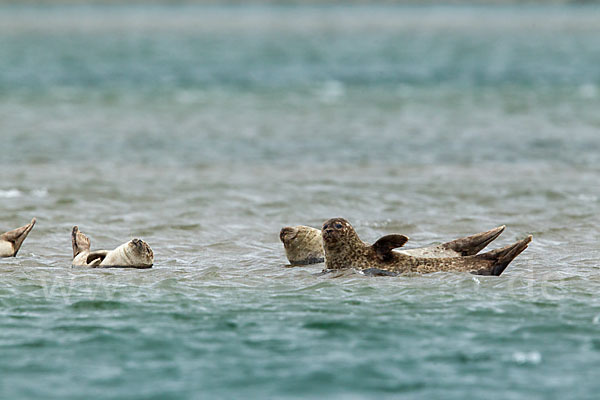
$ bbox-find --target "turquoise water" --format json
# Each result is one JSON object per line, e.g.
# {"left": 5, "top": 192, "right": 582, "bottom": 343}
{"left": 1, "top": 3, "right": 600, "bottom": 399}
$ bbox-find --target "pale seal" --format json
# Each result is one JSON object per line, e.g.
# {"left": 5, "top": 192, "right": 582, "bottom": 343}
{"left": 280, "top": 224, "right": 505, "bottom": 265}
{"left": 71, "top": 226, "right": 154, "bottom": 268}
{"left": 280, "top": 226, "right": 324, "bottom": 265}
{"left": 321, "top": 218, "right": 531, "bottom": 276}
{"left": 0, "top": 218, "right": 36, "bottom": 257}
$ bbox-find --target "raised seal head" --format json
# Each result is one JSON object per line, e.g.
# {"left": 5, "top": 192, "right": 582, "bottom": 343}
{"left": 321, "top": 218, "right": 363, "bottom": 249}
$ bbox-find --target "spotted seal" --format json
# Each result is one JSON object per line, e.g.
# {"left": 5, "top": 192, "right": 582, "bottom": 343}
{"left": 71, "top": 226, "right": 154, "bottom": 268}
{"left": 280, "top": 224, "right": 505, "bottom": 265}
{"left": 321, "top": 218, "right": 531, "bottom": 276}
{"left": 0, "top": 218, "right": 36, "bottom": 257}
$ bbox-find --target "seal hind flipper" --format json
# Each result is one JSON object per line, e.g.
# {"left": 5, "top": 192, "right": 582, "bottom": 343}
{"left": 71, "top": 226, "right": 92, "bottom": 258}
{"left": 440, "top": 225, "right": 505, "bottom": 256}
{"left": 474, "top": 235, "right": 532, "bottom": 276}
{"left": 372, "top": 234, "right": 409, "bottom": 261}
{"left": 0, "top": 218, "right": 36, "bottom": 256}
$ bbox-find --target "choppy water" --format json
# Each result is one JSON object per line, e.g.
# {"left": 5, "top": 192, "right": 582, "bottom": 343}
{"left": 1, "top": 3, "right": 600, "bottom": 399}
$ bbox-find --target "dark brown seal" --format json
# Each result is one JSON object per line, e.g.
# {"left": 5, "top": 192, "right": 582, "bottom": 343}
{"left": 321, "top": 218, "right": 531, "bottom": 276}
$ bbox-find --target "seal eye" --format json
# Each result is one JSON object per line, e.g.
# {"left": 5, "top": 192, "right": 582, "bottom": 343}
{"left": 323, "top": 224, "right": 328, "bottom": 230}
{"left": 335, "top": 223, "right": 342, "bottom": 229}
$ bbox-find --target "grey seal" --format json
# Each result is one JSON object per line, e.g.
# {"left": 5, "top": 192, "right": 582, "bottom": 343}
{"left": 321, "top": 218, "right": 531, "bottom": 276}
{"left": 280, "top": 224, "right": 505, "bottom": 265}
{"left": 0, "top": 218, "right": 36, "bottom": 257}
{"left": 71, "top": 226, "right": 154, "bottom": 268}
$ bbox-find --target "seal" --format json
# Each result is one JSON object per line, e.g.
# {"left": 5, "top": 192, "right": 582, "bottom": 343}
{"left": 280, "top": 224, "right": 506, "bottom": 265}
{"left": 71, "top": 226, "right": 154, "bottom": 268}
{"left": 321, "top": 218, "right": 532, "bottom": 276}
{"left": 0, "top": 218, "right": 36, "bottom": 257}
{"left": 280, "top": 226, "right": 325, "bottom": 265}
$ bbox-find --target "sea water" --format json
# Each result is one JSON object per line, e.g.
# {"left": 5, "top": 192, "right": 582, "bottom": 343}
{"left": 1, "top": 3, "right": 600, "bottom": 399}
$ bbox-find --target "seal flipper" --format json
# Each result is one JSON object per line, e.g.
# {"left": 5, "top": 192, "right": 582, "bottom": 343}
{"left": 372, "top": 234, "right": 409, "bottom": 261}
{"left": 71, "top": 226, "right": 93, "bottom": 258}
{"left": 361, "top": 268, "right": 399, "bottom": 277}
{"left": 473, "top": 235, "right": 532, "bottom": 276}
{"left": 0, "top": 218, "right": 36, "bottom": 256}
{"left": 440, "top": 225, "right": 506, "bottom": 256}
{"left": 87, "top": 250, "right": 109, "bottom": 267}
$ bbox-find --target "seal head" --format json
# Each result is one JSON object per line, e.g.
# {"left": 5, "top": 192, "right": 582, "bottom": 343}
{"left": 279, "top": 225, "right": 324, "bottom": 265}
{"left": 322, "top": 218, "right": 362, "bottom": 249}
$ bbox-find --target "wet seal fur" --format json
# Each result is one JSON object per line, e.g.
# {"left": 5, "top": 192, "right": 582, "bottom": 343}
{"left": 71, "top": 226, "right": 154, "bottom": 268}
{"left": 280, "top": 224, "right": 506, "bottom": 265}
{"left": 0, "top": 218, "right": 36, "bottom": 257}
{"left": 321, "top": 218, "right": 532, "bottom": 276}
{"left": 280, "top": 226, "right": 325, "bottom": 265}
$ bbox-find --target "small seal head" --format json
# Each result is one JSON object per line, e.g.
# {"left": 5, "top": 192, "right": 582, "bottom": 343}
{"left": 279, "top": 226, "right": 299, "bottom": 243}
{"left": 128, "top": 238, "right": 154, "bottom": 265}
{"left": 280, "top": 225, "right": 324, "bottom": 265}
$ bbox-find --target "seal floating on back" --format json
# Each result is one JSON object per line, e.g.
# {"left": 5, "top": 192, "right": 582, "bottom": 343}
{"left": 321, "top": 218, "right": 531, "bottom": 276}
{"left": 71, "top": 226, "right": 154, "bottom": 268}
{"left": 280, "top": 224, "right": 506, "bottom": 265}
{"left": 0, "top": 218, "right": 36, "bottom": 257}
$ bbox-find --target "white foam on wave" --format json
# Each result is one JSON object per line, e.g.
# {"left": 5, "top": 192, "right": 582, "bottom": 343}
{"left": 0, "top": 189, "right": 22, "bottom": 198}
{"left": 33, "top": 188, "right": 48, "bottom": 198}
{"left": 0, "top": 188, "right": 48, "bottom": 198}
{"left": 512, "top": 351, "right": 542, "bottom": 365}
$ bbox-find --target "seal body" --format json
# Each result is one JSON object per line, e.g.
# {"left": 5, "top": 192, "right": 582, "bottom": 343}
{"left": 280, "top": 224, "right": 506, "bottom": 265}
{"left": 0, "top": 218, "right": 36, "bottom": 257}
{"left": 71, "top": 226, "right": 153, "bottom": 268}
{"left": 321, "top": 218, "right": 531, "bottom": 276}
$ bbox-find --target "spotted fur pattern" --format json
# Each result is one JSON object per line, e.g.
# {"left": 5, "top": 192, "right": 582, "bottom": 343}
{"left": 322, "top": 218, "right": 531, "bottom": 276}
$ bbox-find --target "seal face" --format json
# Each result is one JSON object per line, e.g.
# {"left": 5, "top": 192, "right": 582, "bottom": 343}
{"left": 71, "top": 226, "right": 154, "bottom": 268}
{"left": 279, "top": 225, "right": 324, "bottom": 265}
{"left": 0, "top": 218, "right": 36, "bottom": 257}
{"left": 321, "top": 218, "right": 531, "bottom": 276}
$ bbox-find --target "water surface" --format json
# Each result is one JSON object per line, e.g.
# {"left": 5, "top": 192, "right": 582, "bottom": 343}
{"left": 1, "top": 4, "right": 600, "bottom": 399}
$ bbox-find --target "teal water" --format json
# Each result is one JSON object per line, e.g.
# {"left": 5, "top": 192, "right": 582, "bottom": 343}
{"left": 1, "top": 4, "right": 600, "bottom": 399}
